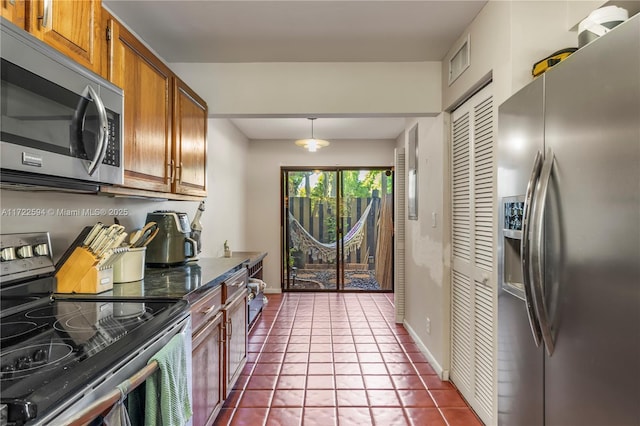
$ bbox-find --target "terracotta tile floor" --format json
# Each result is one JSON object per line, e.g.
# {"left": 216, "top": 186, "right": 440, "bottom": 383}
{"left": 213, "top": 293, "right": 482, "bottom": 426}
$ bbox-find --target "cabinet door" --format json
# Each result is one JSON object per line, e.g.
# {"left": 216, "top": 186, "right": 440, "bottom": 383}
{"left": 192, "top": 312, "right": 224, "bottom": 426}
{"left": 173, "top": 77, "right": 207, "bottom": 196}
{"left": 225, "top": 293, "right": 247, "bottom": 397}
{"left": 30, "top": 0, "right": 101, "bottom": 73}
{"left": 108, "top": 18, "right": 173, "bottom": 193}
{"left": 1, "top": 0, "right": 26, "bottom": 28}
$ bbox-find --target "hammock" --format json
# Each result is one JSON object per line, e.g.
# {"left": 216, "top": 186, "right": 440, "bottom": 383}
{"left": 289, "top": 200, "right": 373, "bottom": 262}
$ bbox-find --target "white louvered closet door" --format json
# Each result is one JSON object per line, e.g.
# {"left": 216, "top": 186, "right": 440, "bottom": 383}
{"left": 450, "top": 84, "right": 496, "bottom": 426}
{"left": 394, "top": 149, "right": 406, "bottom": 323}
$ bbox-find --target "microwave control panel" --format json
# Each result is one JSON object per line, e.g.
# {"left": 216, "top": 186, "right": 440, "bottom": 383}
{"left": 102, "top": 114, "right": 120, "bottom": 167}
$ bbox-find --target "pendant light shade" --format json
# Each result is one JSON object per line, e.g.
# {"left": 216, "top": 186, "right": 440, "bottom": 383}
{"left": 295, "top": 118, "right": 330, "bottom": 152}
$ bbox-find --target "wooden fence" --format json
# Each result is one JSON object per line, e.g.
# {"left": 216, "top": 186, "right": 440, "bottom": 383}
{"left": 289, "top": 195, "right": 381, "bottom": 267}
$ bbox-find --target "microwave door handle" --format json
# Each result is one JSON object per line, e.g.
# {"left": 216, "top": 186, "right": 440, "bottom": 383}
{"left": 521, "top": 150, "right": 544, "bottom": 348}
{"left": 83, "top": 85, "right": 108, "bottom": 176}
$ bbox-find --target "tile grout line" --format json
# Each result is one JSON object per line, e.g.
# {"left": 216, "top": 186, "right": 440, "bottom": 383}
{"left": 223, "top": 293, "right": 476, "bottom": 426}
{"left": 370, "top": 292, "right": 455, "bottom": 426}
{"left": 364, "top": 292, "right": 412, "bottom": 425}
{"left": 227, "top": 293, "right": 288, "bottom": 426}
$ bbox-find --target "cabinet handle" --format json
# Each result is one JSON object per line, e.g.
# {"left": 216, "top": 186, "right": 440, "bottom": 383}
{"left": 232, "top": 280, "right": 245, "bottom": 288}
{"left": 170, "top": 160, "right": 176, "bottom": 183}
{"left": 40, "top": 0, "right": 51, "bottom": 28}
{"left": 202, "top": 305, "right": 216, "bottom": 315}
{"left": 227, "top": 318, "right": 232, "bottom": 340}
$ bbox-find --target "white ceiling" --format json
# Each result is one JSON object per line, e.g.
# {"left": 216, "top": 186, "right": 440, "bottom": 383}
{"left": 103, "top": 0, "right": 487, "bottom": 140}
{"left": 103, "top": 0, "right": 487, "bottom": 63}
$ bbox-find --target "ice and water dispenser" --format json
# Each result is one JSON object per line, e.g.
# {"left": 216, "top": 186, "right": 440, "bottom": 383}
{"left": 501, "top": 196, "right": 525, "bottom": 297}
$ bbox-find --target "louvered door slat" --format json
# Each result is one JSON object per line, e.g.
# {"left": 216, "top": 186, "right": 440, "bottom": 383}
{"left": 474, "top": 282, "right": 495, "bottom": 418}
{"left": 452, "top": 112, "right": 471, "bottom": 262}
{"left": 451, "top": 271, "right": 473, "bottom": 391}
{"left": 474, "top": 95, "right": 494, "bottom": 272}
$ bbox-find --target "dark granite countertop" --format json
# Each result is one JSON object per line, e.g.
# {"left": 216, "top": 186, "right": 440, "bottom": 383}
{"left": 56, "top": 252, "right": 266, "bottom": 304}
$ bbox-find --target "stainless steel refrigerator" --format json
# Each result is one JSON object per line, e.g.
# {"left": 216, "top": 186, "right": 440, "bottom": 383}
{"left": 497, "top": 13, "right": 640, "bottom": 426}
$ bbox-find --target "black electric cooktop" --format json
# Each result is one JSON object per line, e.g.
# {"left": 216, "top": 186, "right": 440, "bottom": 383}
{"left": 0, "top": 297, "right": 187, "bottom": 423}
{"left": 0, "top": 232, "right": 189, "bottom": 425}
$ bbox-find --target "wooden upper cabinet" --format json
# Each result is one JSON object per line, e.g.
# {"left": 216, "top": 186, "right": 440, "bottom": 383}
{"left": 29, "top": 0, "right": 101, "bottom": 74}
{"left": 1, "top": 0, "right": 27, "bottom": 29}
{"left": 106, "top": 16, "right": 173, "bottom": 193}
{"left": 101, "top": 11, "right": 207, "bottom": 199}
{"left": 173, "top": 77, "right": 208, "bottom": 197}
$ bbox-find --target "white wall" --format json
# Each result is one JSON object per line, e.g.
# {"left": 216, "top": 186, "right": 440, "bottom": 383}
{"left": 171, "top": 62, "right": 442, "bottom": 116}
{"left": 204, "top": 119, "right": 250, "bottom": 256}
{"left": 442, "top": 0, "right": 596, "bottom": 111}
{"left": 245, "top": 139, "right": 396, "bottom": 293}
{"left": 399, "top": 115, "right": 451, "bottom": 377}
{"left": 0, "top": 118, "right": 249, "bottom": 263}
{"left": 392, "top": 0, "right": 617, "bottom": 383}
{"left": 441, "top": 0, "right": 512, "bottom": 110}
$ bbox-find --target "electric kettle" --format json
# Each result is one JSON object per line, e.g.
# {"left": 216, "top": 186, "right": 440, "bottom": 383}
{"left": 144, "top": 210, "right": 197, "bottom": 267}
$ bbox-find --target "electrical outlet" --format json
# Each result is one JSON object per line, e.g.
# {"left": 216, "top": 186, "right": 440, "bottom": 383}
{"left": 431, "top": 212, "right": 437, "bottom": 228}
{"left": 426, "top": 317, "right": 431, "bottom": 334}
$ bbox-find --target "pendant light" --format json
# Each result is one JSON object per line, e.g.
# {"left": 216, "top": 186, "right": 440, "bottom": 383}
{"left": 295, "top": 118, "right": 330, "bottom": 152}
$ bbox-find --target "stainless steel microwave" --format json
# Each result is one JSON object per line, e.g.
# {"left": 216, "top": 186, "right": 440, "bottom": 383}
{"left": 0, "top": 18, "right": 123, "bottom": 190}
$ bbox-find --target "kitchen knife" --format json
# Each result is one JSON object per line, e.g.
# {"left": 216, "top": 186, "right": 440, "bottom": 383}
{"left": 95, "top": 225, "right": 125, "bottom": 258}
{"left": 97, "top": 246, "right": 128, "bottom": 269}
{"left": 92, "top": 225, "right": 116, "bottom": 257}
{"left": 99, "top": 231, "right": 128, "bottom": 261}
{"left": 83, "top": 222, "right": 103, "bottom": 247}
{"left": 88, "top": 226, "right": 109, "bottom": 254}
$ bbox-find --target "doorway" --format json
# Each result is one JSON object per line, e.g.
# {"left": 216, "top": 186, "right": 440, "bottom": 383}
{"left": 282, "top": 167, "right": 394, "bottom": 292}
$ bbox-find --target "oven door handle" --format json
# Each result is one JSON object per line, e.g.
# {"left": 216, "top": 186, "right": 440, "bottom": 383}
{"left": 63, "top": 315, "right": 190, "bottom": 426}
{"left": 64, "top": 360, "right": 159, "bottom": 426}
{"left": 80, "top": 85, "right": 108, "bottom": 176}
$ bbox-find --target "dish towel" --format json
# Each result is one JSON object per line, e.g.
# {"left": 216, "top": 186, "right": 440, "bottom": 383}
{"left": 145, "top": 333, "right": 192, "bottom": 426}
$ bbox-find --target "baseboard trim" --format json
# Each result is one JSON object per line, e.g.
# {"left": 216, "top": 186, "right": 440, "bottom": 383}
{"left": 402, "top": 320, "right": 449, "bottom": 381}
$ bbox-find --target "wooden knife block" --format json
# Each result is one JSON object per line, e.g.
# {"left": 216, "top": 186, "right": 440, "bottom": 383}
{"left": 56, "top": 247, "right": 114, "bottom": 294}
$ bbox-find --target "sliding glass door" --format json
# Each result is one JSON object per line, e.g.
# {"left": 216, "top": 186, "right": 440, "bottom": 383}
{"left": 282, "top": 167, "right": 393, "bottom": 292}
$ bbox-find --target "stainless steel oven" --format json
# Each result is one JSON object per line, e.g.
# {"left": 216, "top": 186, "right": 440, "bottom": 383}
{"left": 0, "top": 233, "right": 190, "bottom": 425}
{"left": 0, "top": 18, "right": 123, "bottom": 190}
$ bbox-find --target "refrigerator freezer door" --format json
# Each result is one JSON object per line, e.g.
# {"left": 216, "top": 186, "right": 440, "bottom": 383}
{"left": 497, "top": 76, "right": 545, "bottom": 426}
{"left": 543, "top": 14, "right": 640, "bottom": 426}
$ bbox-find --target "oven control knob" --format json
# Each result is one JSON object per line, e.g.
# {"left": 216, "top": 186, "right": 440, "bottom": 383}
{"left": 0, "top": 247, "right": 16, "bottom": 262}
{"left": 16, "top": 245, "right": 33, "bottom": 259}
{"left": 33, "top": 244, "right": 49, "bottom": 257}
{"left": 1, "top": 364, "right": 15, "bottom": 379}
{"left": 33, "top": 349, "right": 47, "bottom": 364}
{"left": 16, "top": 355, "right": 32, "bottom": 370}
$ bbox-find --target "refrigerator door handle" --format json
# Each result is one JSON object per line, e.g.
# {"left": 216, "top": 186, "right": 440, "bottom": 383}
{"left": 521, "top": 150, "right": 544, "bottom": 347}
{"left": 530, "top": 148, "right": 556, "bottom": 356}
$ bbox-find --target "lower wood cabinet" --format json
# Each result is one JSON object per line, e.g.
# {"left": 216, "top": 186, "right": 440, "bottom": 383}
{"left": 189, "top": 275, "right": 248, "bottom": 423}
{"left": 223, "top": 290, "right": 248, "bottom": 397}
{"left": 192, "top": 311, "right": 224, "bottom": 426}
